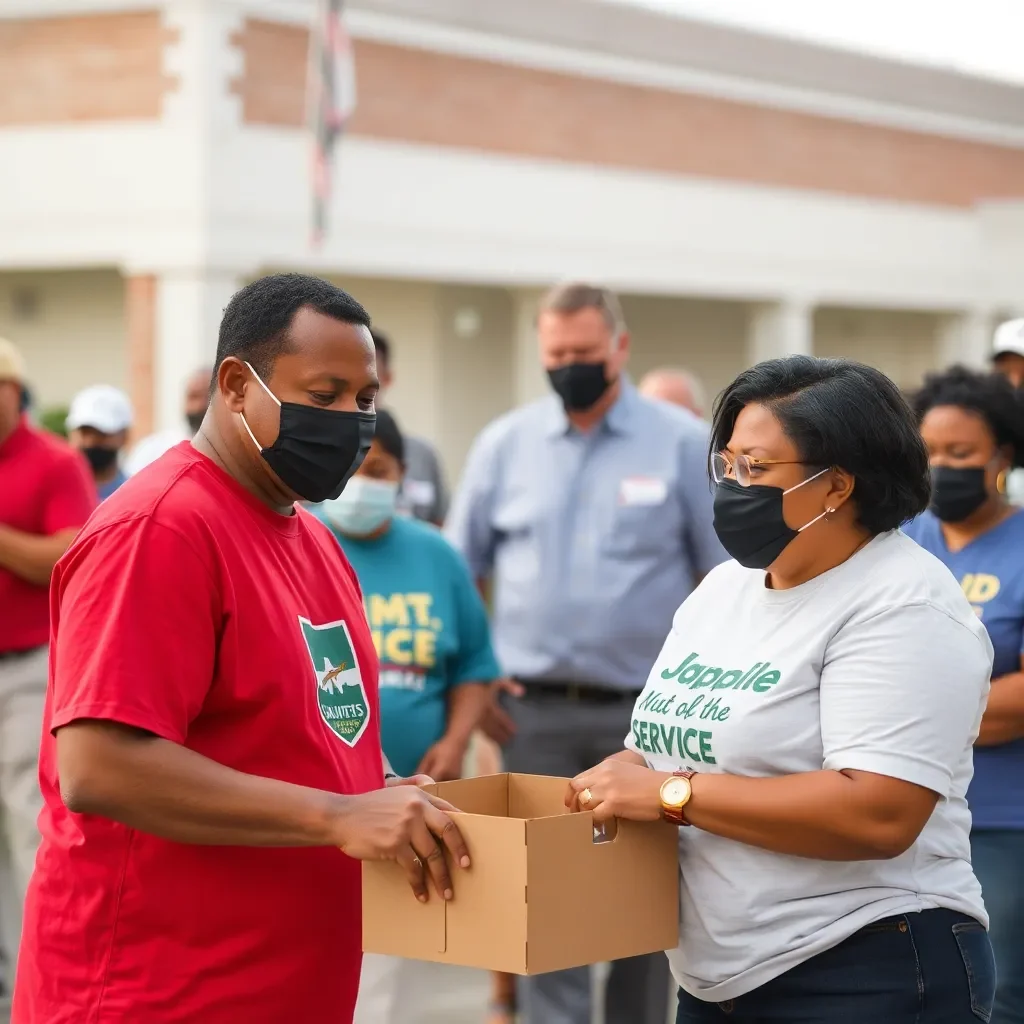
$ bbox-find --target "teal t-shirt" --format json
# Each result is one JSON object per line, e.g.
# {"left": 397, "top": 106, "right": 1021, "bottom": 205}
{"left": 319, "top": 513, "right": 501, "bottom": 778}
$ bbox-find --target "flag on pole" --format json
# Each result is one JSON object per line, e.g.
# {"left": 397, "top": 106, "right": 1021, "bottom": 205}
{"left": 308, "top": 0, "right": 357, "bottom": 247}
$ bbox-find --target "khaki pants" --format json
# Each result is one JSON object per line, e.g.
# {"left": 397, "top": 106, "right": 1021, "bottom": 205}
{"left": 0, "top": 647, "right": 47, "bottom": 985}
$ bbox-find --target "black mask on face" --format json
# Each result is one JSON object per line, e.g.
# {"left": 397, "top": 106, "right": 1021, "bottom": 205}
{"left": 241, "top": 363, "right": 375, "bottom": 504}
{"left": 186, "top": 411, "right": 205, "bottom": 435}
{"left": 81, "top": 446, "right": 119, "bottom": 475}
{"left": 547, "top": 362, "right": 612, "bottom": 411}
{"left": 930, "top": 466, "right": 989, "bottom": 523}
{"left": 712, "top": 470, "right": 830, "bottom": 569}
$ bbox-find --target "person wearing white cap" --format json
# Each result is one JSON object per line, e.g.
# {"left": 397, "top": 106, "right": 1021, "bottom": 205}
{"left": 993, "top": 318, "right": 1024, "bottom": 507}
{"left": 66, "top": 385, "right": 133, "bottom": 501}
{"left": 993, "top": 318, "right": 1024, "bottom": 389}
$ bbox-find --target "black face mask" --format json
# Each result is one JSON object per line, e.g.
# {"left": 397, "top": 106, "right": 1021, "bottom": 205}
{"left": 186, "top": 411, "right": 205, "bottom": 435}
{"left": 713, "top": 471, "right": 829, "bottom": 569}
{"left": 81, "top": 446, "right": 119, "bottom": 475}
{"left": 547, "top": 362, "right": 612, "bottom": 411}
{"left": 242, "top": 364, "right": 375, "bottom": 504}
{"left": 930, "top": 466, "right": 988, "bottom": 523}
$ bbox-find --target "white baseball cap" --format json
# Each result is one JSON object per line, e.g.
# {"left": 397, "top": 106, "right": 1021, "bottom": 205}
{"left": 66, "top": 385, "right": 134, "bottom": 435}
{"left": 993, "top": 318, "right": 1024, "bottom": 360}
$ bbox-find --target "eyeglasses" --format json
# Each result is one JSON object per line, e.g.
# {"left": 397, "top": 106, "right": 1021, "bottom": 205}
{"left": 710, "top": 451, "right": 816, "bottom": 487}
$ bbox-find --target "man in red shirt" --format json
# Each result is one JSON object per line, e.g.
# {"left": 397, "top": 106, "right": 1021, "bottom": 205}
{"left": 14, "top": 276, "right": 469, "bottom": 1024}
{"left": 0, "top": 338, "right": 96, "bottom": 943}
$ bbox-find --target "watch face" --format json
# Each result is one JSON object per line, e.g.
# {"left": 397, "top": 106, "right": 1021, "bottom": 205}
{"left": 662, "top": 778, "right": 691, "bottom": 806}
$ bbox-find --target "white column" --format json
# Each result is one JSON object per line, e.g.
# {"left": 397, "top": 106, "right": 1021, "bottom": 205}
{"left": 511, "top": 287, "right": 549, "bottom": 406}
{"left": 747, "top": 298, "right": 814, "bottom": 365}
{"left": 153, "top": 268, "right": 243, "bottom": 432}
{"left": 936, "top": 310, "right": 994, "bottom": 370}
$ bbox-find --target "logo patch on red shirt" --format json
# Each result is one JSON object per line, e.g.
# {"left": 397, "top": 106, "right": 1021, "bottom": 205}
{"left": 300, "top": 616, "right": 371, "bottom": 747}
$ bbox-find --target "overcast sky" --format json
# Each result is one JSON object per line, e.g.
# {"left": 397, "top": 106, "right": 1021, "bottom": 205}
{"left": 614, "top": 0, "right": 1024, "bottom": 84}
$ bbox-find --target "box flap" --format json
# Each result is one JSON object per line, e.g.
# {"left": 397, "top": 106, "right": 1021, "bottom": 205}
{"left": 508, "top": 774, "right": 572, "bottom": 819}
{"left": 432, "top": 775, "right": 509, "bottom": 817}
{"left": 524, "top": 812, "right": 679, "bottom": 974}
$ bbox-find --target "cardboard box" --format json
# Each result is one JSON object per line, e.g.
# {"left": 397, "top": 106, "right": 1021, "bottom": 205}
{"left": 362, "top": 773, "right": 679, "bottom": 975}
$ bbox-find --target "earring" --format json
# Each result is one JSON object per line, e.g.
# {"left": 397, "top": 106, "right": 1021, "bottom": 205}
{"left": 997, "top": 470, "right": 1008, "bottom": 496}
{"left": 824, "top": 506, "right": 836, "bottom": 521}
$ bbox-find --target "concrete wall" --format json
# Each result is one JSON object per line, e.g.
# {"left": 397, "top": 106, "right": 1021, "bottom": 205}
{"left": 0, "top": 269, "right": 126, "bottom": 412}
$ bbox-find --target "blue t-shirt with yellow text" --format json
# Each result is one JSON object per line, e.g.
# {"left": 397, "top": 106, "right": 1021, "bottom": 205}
{"left": 319, "top": 514, "right": 501, "bottom": 778}
{"left": 904, "top": 509, "right": 1024, "bottom": 829}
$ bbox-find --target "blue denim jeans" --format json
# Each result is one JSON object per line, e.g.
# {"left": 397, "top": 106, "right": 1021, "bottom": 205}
{"left": 972, "top": 830, "right": 1024, "bottom": 1024}
{"left": 676, "top": 909, "right": 995, "bottom": 1024}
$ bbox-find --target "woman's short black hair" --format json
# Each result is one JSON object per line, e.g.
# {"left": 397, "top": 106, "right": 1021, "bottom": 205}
{"left": 372, "top": 408, "right": 404, "bottom": 466}
{"left": 711, "top": 355, "right": 930, "bottom": 534}
{"left": 913, "top": 365, "right": 1024, "bottom": 468}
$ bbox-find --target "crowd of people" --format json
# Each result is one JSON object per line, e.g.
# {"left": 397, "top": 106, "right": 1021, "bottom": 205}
{"left": 0, "top": 278, "right": 1023, "bottom": 1024}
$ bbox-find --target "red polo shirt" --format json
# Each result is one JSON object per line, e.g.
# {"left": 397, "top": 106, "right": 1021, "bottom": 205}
{"left": 15, "top": 443, "right": 383, "bottom": 1024}
{"left": 0, "top": 416, "right": 96, "bottom": 654}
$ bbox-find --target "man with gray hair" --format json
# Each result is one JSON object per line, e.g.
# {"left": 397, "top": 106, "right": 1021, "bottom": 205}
{"left": 639, "top": 366, "right": 707, "bottom": 420}
{"left": 447, "top": 282, "right": 726, "bottom": 1024}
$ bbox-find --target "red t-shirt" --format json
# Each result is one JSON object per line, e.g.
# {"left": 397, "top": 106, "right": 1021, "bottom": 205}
{"left": 15, "top": 443, "right": 383, "bottom": 1024}
{"left": 0, "top": 416, "right": 96, "bottom": 653}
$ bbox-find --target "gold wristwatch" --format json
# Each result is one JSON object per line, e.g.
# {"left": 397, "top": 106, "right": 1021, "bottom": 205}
{"left": 659, "top": 770, "right": 696, "bottom": 826}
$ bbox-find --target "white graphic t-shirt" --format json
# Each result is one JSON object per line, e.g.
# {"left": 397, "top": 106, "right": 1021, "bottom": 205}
{"left": 627, "top": 530, "right": 993, "bottom": 1002}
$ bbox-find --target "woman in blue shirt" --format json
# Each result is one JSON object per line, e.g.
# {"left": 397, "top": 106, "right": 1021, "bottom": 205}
{"left": 905, "top": 366, "right": 1024, "bottom": 1024}
{"left": 317, "top": 409, "right": 501, "bottom": 1024}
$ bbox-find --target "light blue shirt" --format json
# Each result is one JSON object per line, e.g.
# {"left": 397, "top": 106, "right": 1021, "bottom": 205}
{"left": 445, "top": 380, "right": 726, "bottom": 690}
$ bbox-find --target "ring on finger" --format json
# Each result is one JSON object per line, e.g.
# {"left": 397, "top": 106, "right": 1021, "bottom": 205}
{"left": 579, "top": 787, "right": 593, "bottom": 808}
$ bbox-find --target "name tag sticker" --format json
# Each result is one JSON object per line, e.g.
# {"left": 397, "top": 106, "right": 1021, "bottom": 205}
{"left": 403, "top": 479, "right": 436, "bottom": 507}
{"left": 618, "top": 476, "right": 668, "bottom": 507}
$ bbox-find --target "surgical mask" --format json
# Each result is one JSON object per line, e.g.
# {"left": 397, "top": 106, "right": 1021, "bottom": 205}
{"left": 713, "top": 468, "right": 831, "bottom": 569}
{"left": 81, "top": 446, "right": 119, "bottom": 474}
{"left": 547, "top": 362, "right": 612, "bottom": 411}
{"left": 322, "top": 477, "right": 398, "bottom": 536}
{"left": 240, "top": 362, "right": 375, "bottom": 503}
{"left": 930, "top": 466, "right": 988, "bottom": 523}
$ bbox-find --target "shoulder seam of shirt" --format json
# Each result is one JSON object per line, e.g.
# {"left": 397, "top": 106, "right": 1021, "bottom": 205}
{"left": 844, "top": 598, "right": 990, "bottom": 654}
{"left": 82, "top": 515, "right": 221, "bottom": 594}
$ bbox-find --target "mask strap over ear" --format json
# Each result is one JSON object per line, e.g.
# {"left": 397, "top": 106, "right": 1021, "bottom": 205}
{"left": 782, "top": 467, "right": 837, "bottom": 534}
{"left": 240, "top": 361, "right": 280, "bottom": 453}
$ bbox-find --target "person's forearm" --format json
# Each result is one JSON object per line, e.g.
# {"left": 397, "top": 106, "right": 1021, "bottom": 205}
{"left": 57, "top": 722, "right": 355, "bottom": 847}
{"left": 445, "top": 683, "right": 489, "bottom": 747}
{"left": 0, "top": 525, "right": 77, "bottom": 586}
{"left": 976, "top": 673, "right": 1024, "bottom": 747}
{"left": 686, "top": 769, "right": 931, "bottom": 861}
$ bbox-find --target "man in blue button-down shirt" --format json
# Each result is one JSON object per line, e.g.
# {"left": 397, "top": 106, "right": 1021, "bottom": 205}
{"left": 446, "top": 283, "right": 726, "bottom": 1024}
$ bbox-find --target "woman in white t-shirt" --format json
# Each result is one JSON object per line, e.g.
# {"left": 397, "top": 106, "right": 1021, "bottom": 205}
{"left": 568, "top": 356, "right": 996, "bottom": 1023}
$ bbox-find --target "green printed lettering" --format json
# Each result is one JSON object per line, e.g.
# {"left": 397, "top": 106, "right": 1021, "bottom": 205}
{"left": 691, "top": 668, "right": 723, "bottom": 690}
{"left": 631, "top": 718, "right": 644, "bottom": 750}
{"left": 682, "top": 728, "right": 700, "bottom": 761}
{"left": 638, "top": 691, "right": 662, "bottom": 712}
{"left": 712, "top": 670, "right": 743, "bottom": 690}
{"left": 678, "top": 662, "right": 705, "bottom": 686}
{"left": 659, "top": 724, "right": 676, "bottom": 757}
{"left": 740, "top": 662, "right": 766, "bottom": 690}
{"left": 648, "top": 723, "right": 663, "bottom": 755}
{"left": 638, "top": 720, "right": 651, "bottom": 752}
{"left": 698, "top": 731, "right": 716, "bottom": 765}
{"left": 751, "top": 670, "right": 781, "bottom": 693}
{"left": 661, "top": 653, "right": 696, "bottom": 681}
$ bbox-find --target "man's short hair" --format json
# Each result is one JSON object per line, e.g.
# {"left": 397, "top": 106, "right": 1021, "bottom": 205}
{"left": 539, "top": 282, "right": 625, "bottom": 336}
{"left": 215, "top": 274, "right": 370, "bottom": 384}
